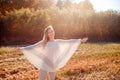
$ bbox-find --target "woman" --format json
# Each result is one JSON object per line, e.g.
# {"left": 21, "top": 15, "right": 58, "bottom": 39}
{"left": 17, "top": 25, "right": 88, "bottom": 80}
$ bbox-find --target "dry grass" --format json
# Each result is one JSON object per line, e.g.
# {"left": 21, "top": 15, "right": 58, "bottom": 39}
{"left": 0, "top": 43, "right": 120, "bottom": 80}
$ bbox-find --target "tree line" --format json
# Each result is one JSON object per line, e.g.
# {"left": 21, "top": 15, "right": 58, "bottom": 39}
{"left": 0, "top": 0, "right": 120, "bottom": 45}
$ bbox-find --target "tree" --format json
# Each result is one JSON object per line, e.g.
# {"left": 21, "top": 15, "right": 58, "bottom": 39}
{"left": 0, "top": 0, "right": 37, "bottom": 15}
{"left": 78, "top": 0, "right": 94, "bottom": 12}
{"left": 0, "top": 0, "right": 55, "bottom": 15}
{"left": 34, "top": 0, "right": 54, "bottom": 9}
{"left": 64, "top": 0, "right": 72, "bottom": 8}
{"left": 56, "top": 0, "right": 64, "bottom": 9}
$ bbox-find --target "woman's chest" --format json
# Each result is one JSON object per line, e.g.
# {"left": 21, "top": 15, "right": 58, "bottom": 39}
{"left": 44, "top": 42, "right": 59, "bottom": 52}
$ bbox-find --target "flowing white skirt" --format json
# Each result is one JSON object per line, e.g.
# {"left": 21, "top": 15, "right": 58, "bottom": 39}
{"left": 20, "top": 39, "right": 81, "bottom": 72}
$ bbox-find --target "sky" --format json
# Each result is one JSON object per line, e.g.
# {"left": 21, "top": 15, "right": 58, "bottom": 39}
{"left": 73, "top": 0, "right": 120, "bottom": 12}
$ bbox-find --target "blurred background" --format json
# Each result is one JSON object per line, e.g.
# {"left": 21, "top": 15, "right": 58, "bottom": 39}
{"left": 0, "top": 0, "right": 120, "bottom": 45}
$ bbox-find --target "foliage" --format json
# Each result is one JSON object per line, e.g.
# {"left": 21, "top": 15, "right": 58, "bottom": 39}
{"left": 0, "top": 0, "right": 120, "bottom": 45}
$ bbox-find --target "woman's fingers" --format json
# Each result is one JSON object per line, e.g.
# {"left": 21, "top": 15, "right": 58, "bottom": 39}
{"left": 82, "top": 37, "right": 88, "bottom": 43}
{"left": 85, "top": 37, "right": 88, "bottom": 41}
{"left": 16, "top": 47, "right": 20, "bottom": 51}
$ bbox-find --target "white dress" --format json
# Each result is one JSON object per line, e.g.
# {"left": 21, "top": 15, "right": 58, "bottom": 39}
{"left": 20, "top": 39, "right": 81, "bottom": 72}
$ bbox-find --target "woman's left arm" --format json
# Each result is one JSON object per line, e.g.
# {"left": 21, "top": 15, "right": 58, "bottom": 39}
{"left": 19, "top": 40, "right": 43, "bottom": 50}
{"left": 81, "top": 37, "right": 88, "bottom": 43}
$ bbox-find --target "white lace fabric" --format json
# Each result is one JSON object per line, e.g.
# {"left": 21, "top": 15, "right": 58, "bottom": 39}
{"left": 20, "top": 39, "right": 81, "bottom": 72}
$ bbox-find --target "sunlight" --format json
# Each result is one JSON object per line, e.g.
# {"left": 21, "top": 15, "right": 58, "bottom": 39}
{"left": 74, "top": 0, "right": 120, "bottom": 11}
{"left": 90, "top": 0, "right": 120, "bottom": 11}
{"left": 73, "top": 0, "right": 84, "bottom": 3}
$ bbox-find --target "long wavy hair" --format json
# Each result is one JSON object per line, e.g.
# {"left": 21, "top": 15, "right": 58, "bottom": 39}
{"left": 42, "top": 25, "right": 54, "bottom": 47}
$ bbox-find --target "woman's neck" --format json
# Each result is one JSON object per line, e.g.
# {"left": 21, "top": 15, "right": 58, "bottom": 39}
{"left": 49, "top": 38, "right": 55, "bottom": 41}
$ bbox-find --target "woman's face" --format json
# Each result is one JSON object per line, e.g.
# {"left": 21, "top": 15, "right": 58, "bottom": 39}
{"left": 47, "top": 28, "right": 55, "bottom": 39}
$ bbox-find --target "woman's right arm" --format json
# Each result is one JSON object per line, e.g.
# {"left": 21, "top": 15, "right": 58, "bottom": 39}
{"left": 16, "top": 40, "right": 43, "bottom": 51}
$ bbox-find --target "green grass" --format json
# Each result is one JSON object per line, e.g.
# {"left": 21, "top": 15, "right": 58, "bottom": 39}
{"left": 0, "top": 43, "right": 120, "bottom": 80}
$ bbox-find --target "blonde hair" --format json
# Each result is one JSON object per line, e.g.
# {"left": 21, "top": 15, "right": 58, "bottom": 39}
{"left": 42, "top": 25, "right": 54, "bottom": 47}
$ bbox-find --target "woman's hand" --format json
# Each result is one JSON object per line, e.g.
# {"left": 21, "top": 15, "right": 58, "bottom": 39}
{"left": 81, "top": 37, "right": 88, "bottom": 43}
{"left": 16, "top": 47, "right": 21, "bottom": 52}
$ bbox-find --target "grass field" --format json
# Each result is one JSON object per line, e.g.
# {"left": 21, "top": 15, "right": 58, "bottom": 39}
{"left": 0, "top": 43, "right": 120, "bottom": 80}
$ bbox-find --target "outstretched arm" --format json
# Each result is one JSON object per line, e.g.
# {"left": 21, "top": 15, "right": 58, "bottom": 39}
{"left": 15, "top": 40, "right": 43, "bottom": 52}
{"left": 16, "top": 46, "right": 21, "bottom": 52}
{"left": 57, "top": 37, "right": 88, "bottom": 44}
{"left": 81, "top": 37, "right": 88, "bottom": 43}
